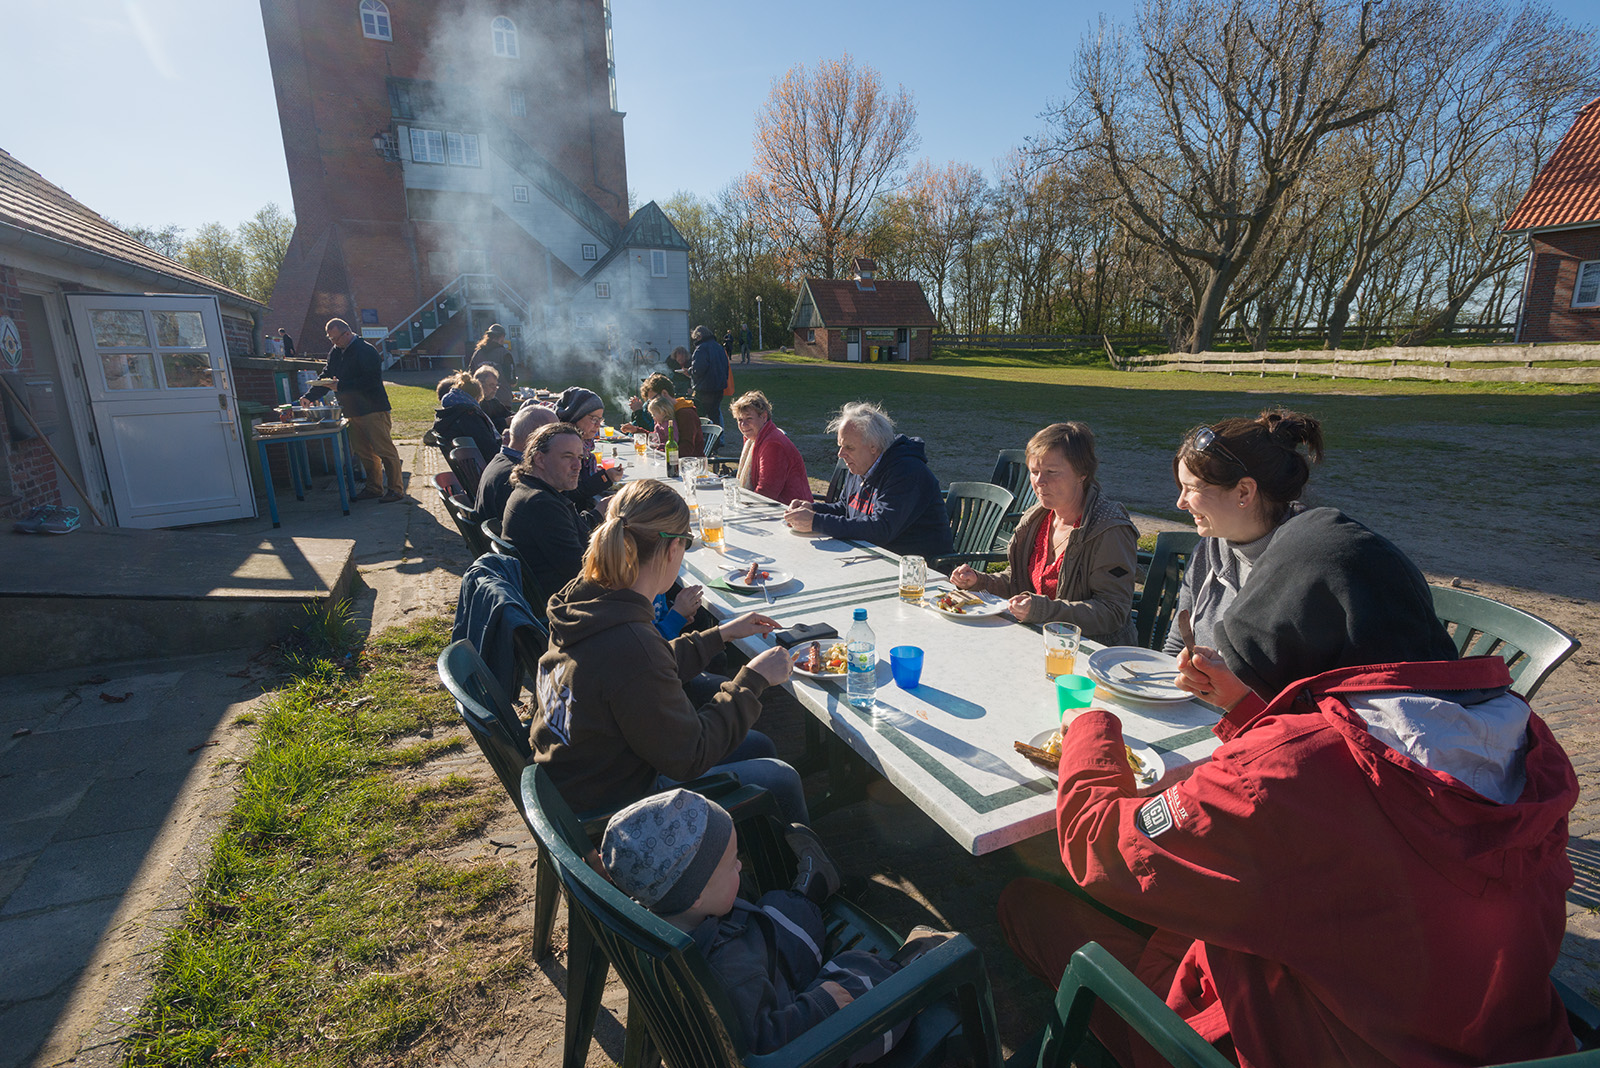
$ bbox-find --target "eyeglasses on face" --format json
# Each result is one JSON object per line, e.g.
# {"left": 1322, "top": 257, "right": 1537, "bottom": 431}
{"left": 658, "top": 531, "right": 694, "bottom": 545}
{"left": 1189, "top": 427, "right": 1249, "bottom": 474}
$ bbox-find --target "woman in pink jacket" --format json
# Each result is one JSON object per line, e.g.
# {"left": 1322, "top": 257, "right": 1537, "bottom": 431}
{"left": 730, "top": 391, "right": 813, "bottom": 506}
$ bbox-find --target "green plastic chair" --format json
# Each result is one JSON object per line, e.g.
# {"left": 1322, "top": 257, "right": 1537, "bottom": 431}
{"left": 1132, "top": 532, "right": 1200, "bottom": 651}
{"left": 824, "top": 457, "right": 852, "bottom": 503}
{"left": 935, "top": 482, "right": 1014, "bottom": 573}
{"left": 442, "top": 494, "right": 490, "bottom": 556}
{"left": 1430, "top": 586, "right": 1580, "bottom": 700}
{"left": 988, "top": 449, "right": 1037, "bottom": 551}
{"left": 522, "top": 763, "right": 1003, "bottom": 1068}
{"left": 1031, "top": 941, "right": 1600, "bottom": 1068}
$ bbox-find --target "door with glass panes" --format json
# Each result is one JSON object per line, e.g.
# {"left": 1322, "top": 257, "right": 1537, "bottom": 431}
{"left": 66, "top": 293, "right": 255, "bottom": 527}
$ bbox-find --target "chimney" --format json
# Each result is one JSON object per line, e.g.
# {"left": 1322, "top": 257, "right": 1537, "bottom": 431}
{"left": 853, "top": 257, "right": 877, "bottom": 291}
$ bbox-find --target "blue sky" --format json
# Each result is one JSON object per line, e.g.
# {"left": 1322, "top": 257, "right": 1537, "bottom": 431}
{"left": 4, "top": 0, "right": 1595, "bottom": 236}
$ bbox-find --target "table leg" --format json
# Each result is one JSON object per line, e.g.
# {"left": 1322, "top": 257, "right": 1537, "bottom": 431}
{"left": 258, "top": 439, "right": 281, "bottom": 528}
{"left": 331, "top": 431, "right": 351, "bottom": 515}
{"left": 807, "top": 727, "right": 878, "bottom": 819}
{"left": 288, "top": 441, "right": 307, "bottom": 501}
{"left": 340, "top": 428, "right": 357, "bottom": 497}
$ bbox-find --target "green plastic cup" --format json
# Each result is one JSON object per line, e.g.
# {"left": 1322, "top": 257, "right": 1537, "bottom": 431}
{"left": 1055, "top": 674, "right": 1096, "bottom": 718}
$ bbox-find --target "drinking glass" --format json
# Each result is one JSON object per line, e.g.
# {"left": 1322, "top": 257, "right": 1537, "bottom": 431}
{"left": 1043, "top": 622, "right": 1082, "bottom": 680}
{"left": 699, "top": 506, "right": 725, "bottom": 551}
{"left": 681, "top": 456, "right": 703, "bottom": 483}
{"left": 890, "top": 646, "right": 924, "bottom": 689}
{"left": 633, "top": 432, "right": 648, "bottom": 458}
{"left": 898, "top": 555, "right": 926, "bottom": 603}
{"left": 684, "top": 481, "right": 699, "bottom": 520}
{"left": 722, "top": 477, "right": 741, "bottom": 510}
{"left": 1055, "top": 674, "right": 1096, "bottom": 717}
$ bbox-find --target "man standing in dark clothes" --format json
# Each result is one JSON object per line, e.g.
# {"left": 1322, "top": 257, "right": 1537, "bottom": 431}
{"left": 680, "top": 324, "right": 729, "bottom": 428}
{"left": 277, "top": 327, "right": 296, "bottom": 359}
{"left": 301, "top": 318, "right": 405, "bottom": 502}
{"left": 739, "top": 323, "right": 751, "bottom": 363}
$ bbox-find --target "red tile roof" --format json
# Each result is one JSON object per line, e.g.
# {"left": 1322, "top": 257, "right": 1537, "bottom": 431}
{"left": 0, "top": 147, "right": 261, "bottom": 305}
{"left": 1504, "top": 96, "right": 1600, "bottom": 233}
{"left": 800, "top": 277, "right": 939, "bottom": 328}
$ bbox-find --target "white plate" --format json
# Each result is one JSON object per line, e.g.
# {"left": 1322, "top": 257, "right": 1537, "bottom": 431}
{"left": 1025, "top": 729, "right": 1163, "bottom": 788}
{"left": 724, "top": 566, "right": 792, "bottom": 592}
{"left": 924, "top": 587, "right": 1009, "bottom": 618}
{"left": 1087, "top": 647, "right": 1192, "bottom": 703}
{"left": 788, "top": 526, "right": 828, "bottom": 537}
{"left": 790, "top": 645, "right": 847, "bottom": 679}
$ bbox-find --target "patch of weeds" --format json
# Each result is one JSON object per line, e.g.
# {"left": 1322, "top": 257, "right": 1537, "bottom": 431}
{"left": 124, "top": 618, "right": 528, "bottom": 1067}
{"left": 278, "top": 600, "right": 361, "bottom": 676}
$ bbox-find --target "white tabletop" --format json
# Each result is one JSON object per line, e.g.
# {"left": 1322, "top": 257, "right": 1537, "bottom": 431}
{"left": 613, "top": 451, "right": 1223, "bottom": 855}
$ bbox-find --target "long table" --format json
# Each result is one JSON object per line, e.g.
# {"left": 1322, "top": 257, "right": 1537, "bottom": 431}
{"left": 618, "top": 454, "right": 1223, "bottom": 855}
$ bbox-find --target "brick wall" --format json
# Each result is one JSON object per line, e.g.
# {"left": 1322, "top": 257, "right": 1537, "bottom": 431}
{"left": 792, "top": 327, "right": 934, "bottom": 361}
{"left": 0, "top": 264, "right": 62, "bottom": 518}
{"left": 222, "top": 314, "right": 256, "bottom": 358}
{"left": 1521, "top": 228, "right": 1600, "bottom": 342}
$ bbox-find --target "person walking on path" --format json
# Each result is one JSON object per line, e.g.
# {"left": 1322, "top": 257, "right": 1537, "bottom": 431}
{"left": 679, "top": 325, "right": 730, "bottom": 429}
{"left": 301, "top": 318, "right": 405, "bottom": 502}
{"left": 739, "top": 322, "right": 752, "bottom": 363}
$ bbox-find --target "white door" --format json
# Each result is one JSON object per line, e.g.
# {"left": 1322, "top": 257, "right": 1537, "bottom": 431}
{"left": 66, "top": 293, "right": 255, "bottom": 527}
{"left": 846, "top": 328, "right": 861, "bottom": 362}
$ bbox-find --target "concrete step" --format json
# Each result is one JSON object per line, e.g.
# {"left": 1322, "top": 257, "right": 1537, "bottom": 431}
{"left": 0, "top": 527, "right": 355, "bottom": 676}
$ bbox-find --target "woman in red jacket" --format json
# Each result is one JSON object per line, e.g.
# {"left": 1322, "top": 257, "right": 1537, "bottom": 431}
{"left": 730, "top": 391, "right": 813, "bottom": 506}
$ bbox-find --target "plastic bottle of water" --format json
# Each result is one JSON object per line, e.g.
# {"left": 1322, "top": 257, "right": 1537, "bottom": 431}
{"left": 845, "top": 607, "right": 876, "bottom": 709}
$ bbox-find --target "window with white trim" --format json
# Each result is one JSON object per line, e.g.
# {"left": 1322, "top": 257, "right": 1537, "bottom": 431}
{"left": 806, "top": 328, "right": 816, "bottom": 343}
{"left": 509, "top": 89, "right": 526, "bottom": 117}
{"left": 360, "top": 0, "right": 391, "bottom": 40}
{"left": 445, "top": 131, "right": 480, "bottom": 167}
{"left": 512, "top": 185, "right": 529, "bottom": 203}
{"left": 409, "top": 127, "right": 445, "bottom": 164}
{"left": 1576, "top": 260, "right": 1600, "bottom": 308}
{"left": 595, "top": 282, "right": 611, "bottom": 299}
{"left": 492, "top": 16, "right": 519, "bottom": 57}
{"left": 650, "top": 249, "right": 667, "bottom": 277}
{"left": 582, "top": 243, "right": 598, "bottom": 261}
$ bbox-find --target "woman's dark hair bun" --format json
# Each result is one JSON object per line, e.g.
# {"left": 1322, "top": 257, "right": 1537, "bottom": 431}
{"left": 1258, "top": 409, "right": 1324, "bottom": 464}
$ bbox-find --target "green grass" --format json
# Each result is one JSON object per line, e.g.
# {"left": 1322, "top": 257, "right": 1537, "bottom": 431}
{"left": 386, "top": 384, "right": 440, "bottom": 441}
{"left": 124, "top": 617, "right": 527, "bottom": 1068}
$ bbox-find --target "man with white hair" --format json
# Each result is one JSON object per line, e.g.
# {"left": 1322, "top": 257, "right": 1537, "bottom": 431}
{"left": 476, "top": 402, "right": 556, "bottom": 524}
{"left": 784, "top": 402, "right": 953, "bottom": 560}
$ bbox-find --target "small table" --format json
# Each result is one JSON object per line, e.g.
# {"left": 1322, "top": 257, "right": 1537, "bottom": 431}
{"left": 615, "top": 453, "right": 1223, "bottom": 855}
{"left": 255, "top": 421, "right": 356, "bottom": 527}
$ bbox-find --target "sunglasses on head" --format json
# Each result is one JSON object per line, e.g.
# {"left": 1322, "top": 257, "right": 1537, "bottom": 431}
{"left": 1190, "top": 427, "right": 1250, "bottom": 474}
{"left": 658, "top": 531, "right": 694, "bottom": 545}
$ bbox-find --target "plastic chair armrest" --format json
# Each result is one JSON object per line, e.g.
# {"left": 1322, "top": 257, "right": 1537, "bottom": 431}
{"left": 746, "top": 934, "right": 1001, "bottom": 1068}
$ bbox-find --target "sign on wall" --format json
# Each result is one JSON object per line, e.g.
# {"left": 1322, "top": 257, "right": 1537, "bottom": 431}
{"left": 0, "top": 316, "right": 21, "bottom": 368}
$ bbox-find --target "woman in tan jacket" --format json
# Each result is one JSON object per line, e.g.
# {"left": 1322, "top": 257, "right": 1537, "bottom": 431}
{"left": 951, "top": 422, "right": 1138, "bottom": 646}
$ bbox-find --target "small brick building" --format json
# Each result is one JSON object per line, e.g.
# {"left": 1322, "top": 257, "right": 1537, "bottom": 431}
{"left": 0, "top": 148, "right": 268, "bottom": 526}
{"left": 1504, "top": 96, "right": 1600, "bottom": 343}
{"left": 789, "top": 259, "right": 939, "bottom": 362}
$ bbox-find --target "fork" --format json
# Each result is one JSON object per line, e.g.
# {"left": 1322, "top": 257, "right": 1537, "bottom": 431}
{"left": 758, "top": 574, "right": 774, "bottom": 605}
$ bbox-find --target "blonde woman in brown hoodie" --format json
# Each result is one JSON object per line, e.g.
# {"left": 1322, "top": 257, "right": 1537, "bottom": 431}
{"left": 529, "top": 479, "right": 807, "bottom": 820}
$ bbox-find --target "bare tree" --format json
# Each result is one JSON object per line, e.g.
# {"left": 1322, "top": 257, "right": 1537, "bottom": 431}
{"left": 749, "top": 53, "right": 919, "bottom": 279}
{"left": 1061, "top": 0, "right": 1393, "bottom": 352}
{"left": 115, "top": 221, "right": 186, "bottom": 259}
{"left": 895, "top": 161, "right": 989, "bottom": 328}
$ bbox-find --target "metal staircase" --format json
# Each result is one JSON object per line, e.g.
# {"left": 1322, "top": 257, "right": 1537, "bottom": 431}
{"left": 380, "top": 273, "right": 533, "bottom": 369}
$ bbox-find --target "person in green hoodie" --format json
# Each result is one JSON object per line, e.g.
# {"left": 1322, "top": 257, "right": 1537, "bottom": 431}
{"left": 529, "top": 478, "right": 807, "bottom": 821}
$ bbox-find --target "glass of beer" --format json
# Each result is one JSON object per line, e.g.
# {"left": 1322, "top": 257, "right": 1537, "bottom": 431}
{"left": 684, "top": 481, "right": 699, "bottom": 519}
{"left": 699, "top": 506, "right": 725, "bottom": 551}
{"left": 722, "top": 477, "right": 741, "bottom": 510}
{"left": 899, "top": 555, "right": 926, "bottom": 603}
{"left": 1043, "top": 622, "right": 1082, "bottom": 680}
{"left": 633, "top": 432, "right": 648, "bottom": 458}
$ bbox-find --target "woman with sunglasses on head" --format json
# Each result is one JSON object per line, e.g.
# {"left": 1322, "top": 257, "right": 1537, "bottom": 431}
{"left": 1162, "top": 409, "right": 1324, "bottom": 662}
{"left": 529, "top": 479, "right": 808, "bottom": 822}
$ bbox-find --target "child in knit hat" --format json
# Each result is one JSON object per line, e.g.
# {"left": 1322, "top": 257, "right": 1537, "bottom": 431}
{"left": 602, "top": 789, "right": 951, "bottom": 1063}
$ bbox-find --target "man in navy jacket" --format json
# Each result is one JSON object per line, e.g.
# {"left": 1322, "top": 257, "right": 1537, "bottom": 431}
{"left": 785, "top": 402, "right": 953, "bottom": 560}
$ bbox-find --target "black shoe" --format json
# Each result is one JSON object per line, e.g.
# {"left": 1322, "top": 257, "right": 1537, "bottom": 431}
{"left": 785, "top": 823, "right": 841, "bottom": 904}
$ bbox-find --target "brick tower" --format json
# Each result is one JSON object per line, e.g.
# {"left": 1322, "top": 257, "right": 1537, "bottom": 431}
{"left": 261, "top": 0, "right": 682, "bottom": 369}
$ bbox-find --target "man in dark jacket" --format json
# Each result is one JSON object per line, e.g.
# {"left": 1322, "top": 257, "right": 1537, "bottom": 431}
{"left": 680, "top": 325, "right": 729, "bottom": 427}
{"left": 502, "top": 422, "right": 590, "bottom": 610}
{"left": 301, "top": 318, "right": 404, "bottom": 501}
{"left": 784, "top": 402, "right": 953, "bottom": 560}
{"left": 475, "top": 402, "right": 556, "bottom": 525}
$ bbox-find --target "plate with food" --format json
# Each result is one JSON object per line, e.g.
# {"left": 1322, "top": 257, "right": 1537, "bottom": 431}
{"left": 1015, "top": 729, "right": 1164, "bottom": 788}
{"left": 924, "top": 587, "right": 1009, "bottom": 618}
{"left": 1086, "top": 647, "right": 1192, "bottom": 703}
{"left": 723, "top": 563, "right": 792, "bottom": 592}
{"left": 791, "top": 641, "right": 848, "bottom": 679}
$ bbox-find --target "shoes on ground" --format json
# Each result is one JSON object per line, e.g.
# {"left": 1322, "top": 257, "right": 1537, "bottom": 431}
{"left": 380, "top": 490, "right": 405, "bottom": 503}
{"left": 785, "top": 823, "right": 842, "bottom": 904}
{"left": 353, "top": 487, "right": 384, "bottom": 501}
{"left": 13, "top": 504, "right": 80, "bottom": 534}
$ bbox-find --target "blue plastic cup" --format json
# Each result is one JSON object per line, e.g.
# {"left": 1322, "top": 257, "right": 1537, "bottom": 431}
{"left": 890, "top": 646, "right": 924, "bottom": 689}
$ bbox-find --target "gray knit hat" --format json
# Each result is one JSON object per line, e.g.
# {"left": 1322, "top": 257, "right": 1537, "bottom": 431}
{"left": 555, "top": 386, "right": 603, "bottom": 425}
{"left": 602, "top": 789, "right": 734, "bottom": 916}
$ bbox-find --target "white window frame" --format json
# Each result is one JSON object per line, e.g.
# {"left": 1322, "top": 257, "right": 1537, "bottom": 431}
{"left": 512, "top": 185, "right": 529, "bottom": 203}
{"left": 360, "top": 0, "right": 391, "bottom": 40}
{"left": 509, "top": 88, "right": 526, "bottom": 117}
{"left": 806, "top": 328, "right": 816, "bottom": 343}
{"left": 1575, "top": 259, "right": 1600, "bottom": 308}
{"left": 582, "top": 243, "right": 598, "bottom": 261}
{"left": 445, "top": 131, "right": 480, "bottom": 167}
{"left": 650, "top": 249, "right": 667, "bottom": 277}
{"left": 595, "top": 282, "right": 611, "bottom": 299}
{"left": 492, "top": 16, "right": 519, "bottom": 58}
{"left": 409, "top": 127, "right": 445, "bottom": 164}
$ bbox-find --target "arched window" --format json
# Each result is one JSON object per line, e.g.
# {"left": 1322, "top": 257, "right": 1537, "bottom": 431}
{"left": 491, "top": 16, "right": 518, "bottom": 58}
{"left": 360, "top": 0, "right": 391, "bottom": 40}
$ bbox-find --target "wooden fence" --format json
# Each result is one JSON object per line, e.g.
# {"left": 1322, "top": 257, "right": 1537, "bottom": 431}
{"left": 932, "top": 323, "right": 1518, "bottom": 351}
{"left": 1116, "top": 342, "right": 1600, "bottom": 385}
